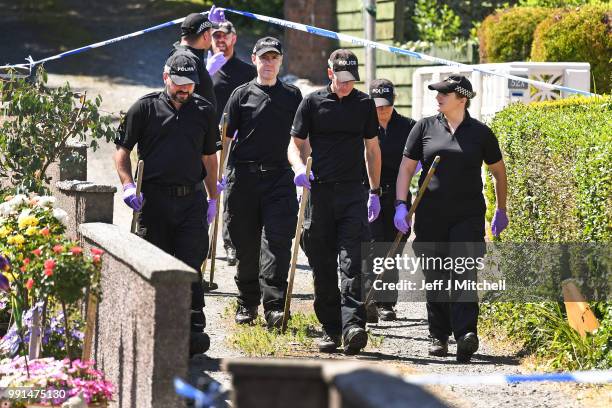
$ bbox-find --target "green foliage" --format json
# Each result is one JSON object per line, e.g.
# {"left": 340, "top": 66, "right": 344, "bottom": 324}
{"left": 518, "top": 0, "right": 605, "bottom": 6}
{"left": 480, "top": 302, "right": 611, "bottom": 370}
{"left": 413, "top": 0, "right": 462, "bottom": 43}
{"left": 531, "top": 4, "right": 612, "bottom": 93}
{"left": 478, "top": 7, "right": 551, "bottom": 62}
{"left": 0, "top": 68, "right": 115, "bottom": 195}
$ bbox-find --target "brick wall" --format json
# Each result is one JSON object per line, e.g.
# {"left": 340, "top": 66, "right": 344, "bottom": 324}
{"left": 284, "top": 0, "right": 337, "bottom": 83}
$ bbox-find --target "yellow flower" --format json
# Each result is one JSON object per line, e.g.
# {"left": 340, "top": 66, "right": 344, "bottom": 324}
{"left": 0, "top": 226, "right": 11, "bottom": 238}
{"left": 25, "top": 226, "right": 38, "bottom": 236}
{"left": 12, "top": 234, "right": 25, "bottom": 246}
{"left": 18, "top": 214, "right": 39, "bottom": 230}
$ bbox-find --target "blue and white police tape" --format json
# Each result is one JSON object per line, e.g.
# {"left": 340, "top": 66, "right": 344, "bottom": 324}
{"left": 225, "top": 8, "right": 597, "bottom": 98}
{"left": 0, "top": 12, "right": 204, "bottom": 72}
{"left": 403, "top": 370, "right": 612, "bottom": 386}
{"left": 174, "top": 377, "right": 226, "bottom": 408}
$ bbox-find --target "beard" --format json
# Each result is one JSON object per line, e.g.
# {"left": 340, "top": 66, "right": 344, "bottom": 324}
{"left": 168, "top": 87, "right": 193, "bottom": 105}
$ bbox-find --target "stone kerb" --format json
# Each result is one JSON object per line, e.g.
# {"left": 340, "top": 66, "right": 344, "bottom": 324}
{"left": 55, "top": 181, "right": 116, "bottom": 241}
{"left": 80, "top": 222, "right": 198, "bottom": 408}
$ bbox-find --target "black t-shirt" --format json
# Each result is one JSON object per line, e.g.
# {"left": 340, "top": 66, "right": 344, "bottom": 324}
{"left": 212, "top": 54, "right": 256, "bottom": 123}
{"left": 291, "top": 86, "right": 378, "bottom": 183}
{"left": 115, "top": 91, "right": 219, "bottom": 185}
{"left": 225, "top": 79, "right": 303, "bottom": 166}
{"left": 378, "top": 110, "right": 417, "bottom": 185}
{"left": 403, "top": 112, "right": 502, "bottom": 216}
{"left": 169, "top": 43, "right": 218, "bottom": 112}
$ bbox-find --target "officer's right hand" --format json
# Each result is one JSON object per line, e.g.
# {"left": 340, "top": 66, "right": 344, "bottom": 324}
{"left": 206, "top": 51, "right": 227, "bottom": 76}
{"left": 393, "top": 203, "right": 411, "bottom": 234}
{"left": 208, "top": 5, "right": 226, "bottom": 23}
{"left": 123, "top": 183, "right": 144, "bottom": 212}
{"left": 293, "top": 167, "right": 314, "bottom": 190}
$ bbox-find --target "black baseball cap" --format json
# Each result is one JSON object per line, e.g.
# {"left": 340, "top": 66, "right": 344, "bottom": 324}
{"left": 428, "top": 75, "right": 476, "bottom": 98}
{"left": 212, "top": 21, "right": 236, "bottom": 35}
{"left": 369, "top": 78, "right": 395, "bottom": 107}
{"left": 252, "top": 37, "right": 283, "bottom": 56}
{"left": 328, "top": 49, "right": 360, "bottom": 82}
{"left": 165, "top": 53, "right": 199, "bottom": 85}
{"left": 181, "top": 13, "right": 217, "bottom": 37}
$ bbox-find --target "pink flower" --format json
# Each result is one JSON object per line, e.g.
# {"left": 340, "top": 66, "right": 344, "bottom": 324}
{"left": 44, "top": 269, "right": 53, "bottom": 277}
{"left": 93, "top": 255, "right": 101, "bottom": 264}
{"left": 70, "top": 246, "right": 83, "bottom": 255}
{"left": 26, "top": 278, "right": 34, "bottom": 290}
{"left": 53, "top": 244, "right": 64, "bottom": 254}
{"left": 91, "top": 248, "right": 105, "bottom": 256}
{"left": 32, "top": 248, "right": 42, "bottom": 256}
{"left": 40, "top": 227, "right": 50, "bottom": 236}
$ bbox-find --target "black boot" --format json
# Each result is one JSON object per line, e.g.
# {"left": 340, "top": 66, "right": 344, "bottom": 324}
{"left": 317, "top": 331, "right": 341, "bottom": 353}
{"left": 265, "top": 310, "right": 286, "bottom": 330}
{"left": 235, "top": 304, "right": 258, "bottom": 324}
{"left": 226, "top": 246, "right": 237, "bottom": 266}
{"left": 343, "top": 327, "right": 368, "bottom": 355}
{"left": 456, "top": 332, "right": 479, "bottom": 363}
{"left": 189, "top": 332, "right": 210, "bottom": 357}
{"left": 428, "top": 337, "right": 448, "bottom": 357}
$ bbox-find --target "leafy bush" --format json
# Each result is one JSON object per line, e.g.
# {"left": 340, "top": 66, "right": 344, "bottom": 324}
{"left": 478, "top": 7, "right": 551, "bottom": 62}
{"left": 531, "top": 4, "right": 612, "bottom": 93}
{"left": 519, "top": 0, "right": 605, "bottom": 6}
{"left": 413, "top": 0, "right": 462, "bottom": 43}
{"left": 0, "top": 68, "right": 114, "bottom": 195}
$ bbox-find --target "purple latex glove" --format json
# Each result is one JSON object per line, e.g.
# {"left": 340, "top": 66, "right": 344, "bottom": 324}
{"left": 294, "top": 167, "right": 314, "bottom": 190}
{"left": 206, "top": 50, "right": 227, "bottom": 76}
{"left": 208, "top": 5, "right": 226, "bottom": 23}
{"left": 367, "top": 193, "right": 380, "bottom": 223}
{"left": 393, "top": 203, "right": 411, "bottom": 234}
{"left": 122, "top": 182, "right": 144, "bottom": 212}
{"left": 207, "top": 199, "right": 217, "bottom": 225}
{"left": 217, "top": 176, "right": 228, "bottom": 195}
{"left": 491, "top": 208, "right": 509, "bottom": 237}
{"left": 415, "top": 161, "right": 422, "bottom": 173}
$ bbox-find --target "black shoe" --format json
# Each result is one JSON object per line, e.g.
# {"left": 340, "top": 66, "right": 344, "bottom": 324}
{"left": 343, "top": 327, "right": 368, "bottom": 355}
{"left": 317, "top": 331, "right": 341, "bottom": 353}
{"left": 365, "top": 301, "right": 378, "bottom": 324}
{"left": 265, "top": 310, "right": 285, "bottom": 330}
{"left": 189, "top": 332, "right": 210, "bottom": 357}
{"left": 428, "top": 337, "right": 449, "bottom": 357}
{"left": 235, "top": 305, "right": 257, "bottom": 324}
{"left": 377, "top": 305, "right": 397, "bottom": 321}
{"left": 456, "top": 332, "right": 479, "bottom": 363}
{"left": 226, "top": 246, "right": 237, "bottom": 266}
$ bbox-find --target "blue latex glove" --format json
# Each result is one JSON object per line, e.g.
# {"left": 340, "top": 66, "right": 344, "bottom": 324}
{"left": 294, "top": 167, "right": 314, "bottom": 190}
{"left": 393, "top": 203, "right": 411, "bottom": 234}
{"left": 122, "top": 182, "right": 144, "bottom": 212}
{"left": 206, "top": 50, "right": 227, "bottom": 76}
{"left": 415, "top": 161, "right": 422, "bottom": 173}
{"left": 216, "top": 176, "right": 227, "bottom": 195}
{"left": 491, "top": 208, "right": 509, "bottom": 237}
{"left": 367, "top": 193, "right": 380, "bottom": 223}
{"left": 207, "top": 199, "right": 217, "bottom": 225}
{"left": 208, "top": 5, "right": 226, "bottom": 23}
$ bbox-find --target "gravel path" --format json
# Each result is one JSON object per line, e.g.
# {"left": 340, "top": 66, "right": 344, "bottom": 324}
{"left": 43, "top": 71, "right": 603, "bottom": 408}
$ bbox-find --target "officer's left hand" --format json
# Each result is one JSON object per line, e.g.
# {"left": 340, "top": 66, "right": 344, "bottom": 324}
{"left": 208, "top": 5, "right": 226, "bottom": 23}
{"left": 207, "top": 199, "right": 217, "bottom": 225}
{"left": 491, "top": 208, "right": 509, "bottom": 237}
{"left": 206, "top": 50, "right": 227, "bottom": 76}
{"left": 216, "top": 176, "right": 228, "bottom": 195}
{"left": 367, "top": 193, "right": 381, "bottom": 223}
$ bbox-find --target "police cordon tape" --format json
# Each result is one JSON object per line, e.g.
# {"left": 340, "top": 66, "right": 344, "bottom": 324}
{"left": 225, "top": 8, "right": 597, "bottom": 97}
{"left": 0, "top": 7, "right": 599, "bottom": 98}
{"left": 402, "top": 370, "right": 612, "bottom": 386}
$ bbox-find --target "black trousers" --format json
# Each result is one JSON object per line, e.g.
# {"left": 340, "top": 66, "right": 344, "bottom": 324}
{"left": 222, "top": 198, "right": 234, "bottom": 251}
{"left": 225, "top": 166, "right": 298, "bottom": 314}
{"left": 138, "top": 186, "right": 209, "bottom": 332}
{"left": 413, "top": 213, "right": 485, "bottom": 341}
{"left": 367, "top": 185, "right": 410, "bottom": 307}
{"left": 302, "top": 182, "right": 369, "bottom": 337}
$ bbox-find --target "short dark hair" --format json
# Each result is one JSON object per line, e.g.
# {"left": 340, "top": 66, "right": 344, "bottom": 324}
{"left": 454, "top": 91, "right": 470, "bottom": 109}
{"left": 182, "top": 31, "right": 206, "bottom": 43}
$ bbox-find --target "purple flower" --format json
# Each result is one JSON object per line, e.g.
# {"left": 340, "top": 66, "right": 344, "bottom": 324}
{"left": 0, "top": 255, "right": 10, "bottom": 271}
{"left": 0, "top": 273, "right": 9, "bottom": 293}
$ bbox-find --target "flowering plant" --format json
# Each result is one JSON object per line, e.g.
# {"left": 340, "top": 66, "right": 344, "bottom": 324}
{"left": 0, "top": 356, "right": 114, "bottom": 406}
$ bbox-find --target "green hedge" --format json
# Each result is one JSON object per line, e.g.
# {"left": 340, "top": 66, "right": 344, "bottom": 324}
{"left": 487, "top": 96, "right": 611, "bottom": 242}
{"left": 531, "top": 4, "right": 612, "bottom": 94}
{"left": 478, "top": 7, "right": 551, "bottom": 63}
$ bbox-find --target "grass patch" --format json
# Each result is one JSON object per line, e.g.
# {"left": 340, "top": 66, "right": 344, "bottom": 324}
{"left": 367, "top": 330, "right": 385, "bottom": 349}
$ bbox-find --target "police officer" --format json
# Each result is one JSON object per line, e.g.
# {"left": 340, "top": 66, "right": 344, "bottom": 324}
{"left": 223, "top": 37, "right": 303, "bottom": 329}
{"left": 169, "top": 6, "right": 227, "bottom": 112}
{"left": 114, "top": 53, "right": 221, "bottom": 355}
{"left": 365, "top": 79, "right": 416, "bottom": 322}
{"left": 395, "top": 75, "right": 509, "bottom": 362}
{"left": 210, "top": 20, "right": 257, "bottom": 266}
{"left": 288, "top": 49, "right": 382, "bottom": 355}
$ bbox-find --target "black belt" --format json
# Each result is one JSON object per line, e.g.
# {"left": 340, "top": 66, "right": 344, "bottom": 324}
{"left": 144, "top": 182, "right": 203, "bottom": 197}
{"left": 362, "top": 182, "right": 396, "bottom": 195}
{"left": 230, "top": 161, "right": 291, "bottom": 173}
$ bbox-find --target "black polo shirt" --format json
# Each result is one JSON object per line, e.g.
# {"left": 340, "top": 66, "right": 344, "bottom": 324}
{"left": 378, "top": 110, "right": 417, "bottom": 186}
{"left": 225, "top": 79, "right": 302, "bottom": 166}
{"left": 403, "top": 111, "right": 502, "bottom": 216}
{"left": 115, "top": 91, "right": 219, "bottom": 185}
{"left": 291, "top": 86, "right": 378, "bottom": 183}
{"left": 212, "top": 53, "right": 256, "bottom": 123}
{"left": 169, "top": 43, "right": 218, "bottom": 112}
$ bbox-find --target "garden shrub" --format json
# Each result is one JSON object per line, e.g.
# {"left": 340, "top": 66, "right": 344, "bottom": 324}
{"left": 531, "top": 4, "right": 612, "bottom": 93}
